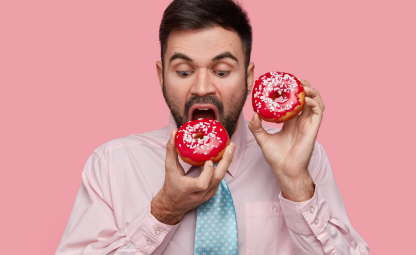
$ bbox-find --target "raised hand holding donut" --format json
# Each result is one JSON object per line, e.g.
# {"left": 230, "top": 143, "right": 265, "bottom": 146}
{"left": 151, "top": 129, "right": 235, "bottom": 225}
{"left": 248, "top": 72, "right": 325, "bottom": 202}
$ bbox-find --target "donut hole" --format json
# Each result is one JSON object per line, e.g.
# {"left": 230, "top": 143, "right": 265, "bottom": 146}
{"left": 272, "top": 91, "right": 286, "bottom": 102}
{"left": 193, "top": 131, "right": 204, "bottom": 140}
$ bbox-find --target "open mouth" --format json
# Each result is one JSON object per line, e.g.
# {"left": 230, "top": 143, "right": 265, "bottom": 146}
{"left": 189, "top": 105, "right": 218, "bottom": 121}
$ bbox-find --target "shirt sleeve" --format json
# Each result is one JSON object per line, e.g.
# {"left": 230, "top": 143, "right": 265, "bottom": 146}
{"left": 278, "top": 142, "right": 370, "bottom": 255}
{"left": 55, "top": 152, "right": 179, "bottom": 255}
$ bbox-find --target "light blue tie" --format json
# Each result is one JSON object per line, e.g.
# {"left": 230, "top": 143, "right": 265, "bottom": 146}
{"left": 194, "top": 163, "right": 238, "bottom": 255}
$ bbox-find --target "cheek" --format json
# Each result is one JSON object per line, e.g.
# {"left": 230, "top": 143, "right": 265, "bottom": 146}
{"left": 164, "top": 76, "right": 192, "bottom": 104}
{"left": 219, "top": 77, "right": 246, "bottom": 109}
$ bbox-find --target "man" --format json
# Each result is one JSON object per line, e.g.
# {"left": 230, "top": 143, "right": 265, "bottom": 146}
{"left": 56, "top": 0, "right": 369, "bottom": 254}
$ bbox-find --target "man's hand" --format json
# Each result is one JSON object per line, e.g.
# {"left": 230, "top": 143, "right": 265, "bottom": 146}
{"left": 248, "top": 78, "right": 324, "bottom": 202}
{"left": 151, "top": 129, "right": 235, "bottom": 225}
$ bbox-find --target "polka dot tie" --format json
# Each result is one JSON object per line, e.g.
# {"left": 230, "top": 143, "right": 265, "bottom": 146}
{"left": 194, "top": 163, "right": 238, "bottom": 255}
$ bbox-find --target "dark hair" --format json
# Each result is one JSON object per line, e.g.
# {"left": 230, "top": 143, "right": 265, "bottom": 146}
{"left": 159, "top": 0, "right": 252, "bottom": 70}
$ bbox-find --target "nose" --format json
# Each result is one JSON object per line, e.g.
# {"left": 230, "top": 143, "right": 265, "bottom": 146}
{"left": 189, "top": 69, "right": 216, "bottom": 97}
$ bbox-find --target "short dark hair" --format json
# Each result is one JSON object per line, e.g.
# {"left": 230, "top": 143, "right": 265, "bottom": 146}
{"left": 159, "top": 0, "right": 252, "bottom": 69}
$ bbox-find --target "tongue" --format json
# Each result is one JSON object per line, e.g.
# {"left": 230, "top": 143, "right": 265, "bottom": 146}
{"left": 192, "top": 109, "right": 216, "bottom": 120}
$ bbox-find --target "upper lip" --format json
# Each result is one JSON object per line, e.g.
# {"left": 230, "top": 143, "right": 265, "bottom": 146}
{"left": 188, "top": 104, "right": 219, "bottom": 121}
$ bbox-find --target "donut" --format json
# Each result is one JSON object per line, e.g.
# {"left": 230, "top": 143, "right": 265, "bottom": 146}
{"left": 252, "top": 71, "right": 305, "bottom": 123}
{"left": 175, "top": 119, "right": 230, "bottom": 166}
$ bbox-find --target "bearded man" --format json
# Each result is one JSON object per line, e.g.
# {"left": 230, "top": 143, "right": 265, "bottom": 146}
{"left": 56, "top": 0, "right": 369, "bottom": 254}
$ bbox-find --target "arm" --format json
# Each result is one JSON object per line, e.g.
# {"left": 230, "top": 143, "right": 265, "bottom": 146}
{"left": 56, "top": 130, "right": 235, "bottom": 255}
{"left": 55, "top": 152, "right": 178, "bottom": 255}
{"left": 249, "top": 78, "right": 369, "bottom": 254}
{"left": 279, "top": 143, "right": 370, "bottom": 254}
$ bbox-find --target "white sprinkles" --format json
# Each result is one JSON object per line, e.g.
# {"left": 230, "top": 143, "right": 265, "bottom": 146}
{"left": 177, "top": 120, "right": 224, "bottom": 156}
{"left": 253, "top": 72, "right": 300, "bottom": 116}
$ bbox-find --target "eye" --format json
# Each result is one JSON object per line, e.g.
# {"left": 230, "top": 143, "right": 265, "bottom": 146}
{"left": 177, "top": 71, "right": 193, "bottom": 78}
{"left": 214, "top": 71, "right": 230, "bottom": 78}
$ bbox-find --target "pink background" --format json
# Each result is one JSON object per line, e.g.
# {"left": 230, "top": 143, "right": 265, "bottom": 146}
{"left": 1, "top": 0, "right": 415, "bottom": 254}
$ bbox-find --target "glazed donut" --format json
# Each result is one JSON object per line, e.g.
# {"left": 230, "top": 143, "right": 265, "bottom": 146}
{"left": 252, "top": 71, "right": 305, "bottom": 123}
{"left": 175, "top": 119, "right": 230, "bottom": 166}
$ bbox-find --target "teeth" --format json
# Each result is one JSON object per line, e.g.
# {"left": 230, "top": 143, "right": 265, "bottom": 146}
{"left": 198, "top": 108, "right": 209, "bottom": 110}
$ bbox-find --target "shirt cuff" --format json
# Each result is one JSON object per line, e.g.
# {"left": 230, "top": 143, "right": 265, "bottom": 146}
{"left": 279, "top": 185, "right": 332, "bottom": 236}
{"left": 126, "top": 209, "right": 179, "bottom": 254}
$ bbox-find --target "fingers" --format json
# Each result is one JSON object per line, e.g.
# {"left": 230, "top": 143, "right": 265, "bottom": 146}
{"left": 193, "top": 160, "right": 215, "bottom": 191}
{"left": 165, "top": 129, "right": 185, "bottom": 176}
{"left": 190, "top": 144, "right": 234, "bottom": 203}
{"left": 200, "top": 183, "right": 220, "bottom": 203}
{"left": 303, "top": 87, "right": 325, "bottom": 116}
{"left": 182, "top": 143, "right": 234, "bottom": 194}
{"left": 296, "top": 77, "right": 325, "bottom": 117}
{"left": 248, "top": 112, "right": 270, "bottom": 148}
{"left": 211, "top": 143, "right": 235, "bottom": 184}
{"left": 304, "top": 87, "right": 324, "bottom": 109}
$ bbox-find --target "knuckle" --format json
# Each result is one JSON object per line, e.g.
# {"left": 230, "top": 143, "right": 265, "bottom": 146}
{"left": 190, "top": 193, "right": 202, "bottom": 202}
{"left": 211, "top": 175, "right": 221, "bottom": 184}
{"left": 194, "top": 178, "right": 208, "bottom": 190}
{"left": 197, "top": 181, "right": 208, "bottom": 191}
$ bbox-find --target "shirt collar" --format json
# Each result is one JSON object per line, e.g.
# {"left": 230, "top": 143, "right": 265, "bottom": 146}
{"left": 166, "top": 112, "right": 247, "bottom": 178}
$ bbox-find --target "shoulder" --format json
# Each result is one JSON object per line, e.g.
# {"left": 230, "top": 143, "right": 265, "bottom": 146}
{"left": 84, "top": 125, "right": 169, "bottom": 177}
{"left": 93, "top": 126, "right": 169, "bottom": 157}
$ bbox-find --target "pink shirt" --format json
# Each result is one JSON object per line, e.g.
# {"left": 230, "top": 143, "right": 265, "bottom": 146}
{"left": 56, "top": 113, "right": 369, "bottom": 255}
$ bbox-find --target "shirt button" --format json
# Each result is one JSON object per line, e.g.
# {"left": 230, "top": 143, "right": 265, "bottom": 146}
{"left": 155, "top": 229, "right": 161, "bottom": 235}
{"left": 314, "top": 218, "right": 319, "bottom": 225}
{"left": 146, "top": 239, "right": 153, "bottom": 245}
{"left": 273, "top": 205, "right": 279, "bottom": 212}
{"left": 309, "top": 206, "right": 315, "bottom": 214}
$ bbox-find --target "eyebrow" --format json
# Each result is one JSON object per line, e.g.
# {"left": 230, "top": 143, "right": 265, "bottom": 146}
{"left": 212, "top": 52, "right": 239, "bottom": 63}
{"left": 169, "top": 53, "right": 193, "bottom": 63}
{"left": 169, "top": 51, "right": 239, "bottom": 64}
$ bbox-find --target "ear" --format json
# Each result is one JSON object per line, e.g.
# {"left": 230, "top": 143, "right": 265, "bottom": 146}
{"left": 246, "top": 62, "right": 255, "bottom": 95}
{"left": 156, "top": 61, "right": 163, "bottom": 89}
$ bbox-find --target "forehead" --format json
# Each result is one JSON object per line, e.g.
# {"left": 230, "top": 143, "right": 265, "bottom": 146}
{"left": 165, "top": 26, "right": 244, "bottom": 64}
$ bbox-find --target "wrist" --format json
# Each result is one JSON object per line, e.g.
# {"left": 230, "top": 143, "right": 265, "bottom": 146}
{"left": 276, "top": 171, "right": 315, "bottom": 202}
{"left": 151, "top": 190, "right": 183, "bottom": 225}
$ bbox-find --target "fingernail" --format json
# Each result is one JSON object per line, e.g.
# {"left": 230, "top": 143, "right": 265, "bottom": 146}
{"left": 228, "top": 143, "right": 235, "bottom": 155}
{"left": 207, "top": 160, "right": 213, "bottom": 166}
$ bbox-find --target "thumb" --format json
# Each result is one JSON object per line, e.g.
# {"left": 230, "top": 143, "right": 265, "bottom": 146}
{"left": 165, "top": 129, "right": 185, "bottom": 176}
{"left": 248, "top": 112, "right": 270, "bottom": 148}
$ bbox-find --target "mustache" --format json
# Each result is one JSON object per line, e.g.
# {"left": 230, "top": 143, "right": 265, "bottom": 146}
{"left": 184, "top": 95, "right": 224, "bottom": 118}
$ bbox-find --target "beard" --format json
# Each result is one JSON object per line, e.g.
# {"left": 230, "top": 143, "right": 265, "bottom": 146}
{"left": 162, "top": 78, "right": 248, "bottom": 139}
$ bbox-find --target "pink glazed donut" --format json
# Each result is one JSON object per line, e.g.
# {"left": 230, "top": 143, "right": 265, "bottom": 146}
{"left": 175, "top": 119, "right": 230, "bottom": 166}
{"left": 252, "top": 71, "right": 305, "bottom": 123}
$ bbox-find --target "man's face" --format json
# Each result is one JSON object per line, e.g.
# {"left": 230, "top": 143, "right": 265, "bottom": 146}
{"left": 156, "top": 26, "right": 255, "bottom": 138}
